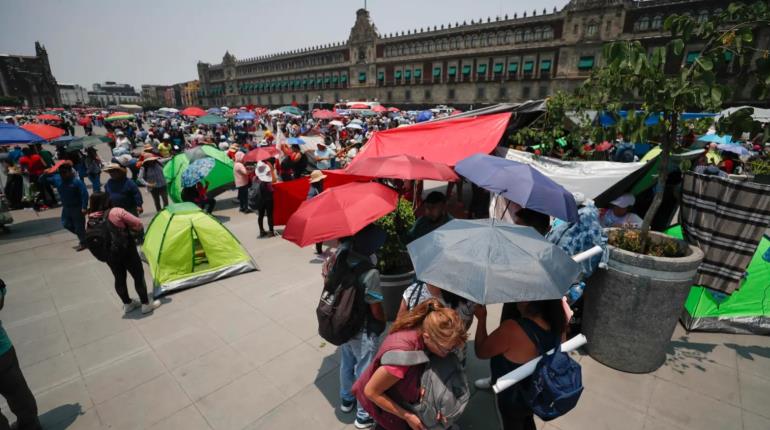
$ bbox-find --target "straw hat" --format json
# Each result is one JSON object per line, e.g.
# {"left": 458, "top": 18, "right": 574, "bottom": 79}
{"left": 255, "top": 161, "right": 272, "bottom": 182}
{"left": 102, "top": 162, "right": 126, "bottom": 173}
{"left": 309, "top": 170, "right": 327, "bottom": 183}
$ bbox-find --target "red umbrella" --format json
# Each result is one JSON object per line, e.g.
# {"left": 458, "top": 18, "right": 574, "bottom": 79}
{"left": 20, "top": 123, "right": 65, "bottom": 141}
{"left": 36, "top": 114, "right": 62, "bottom": 122}
{"left": 372, "top": 105, "right": 387, "bottom": 113}
{"left": 181, "top": 107, "right": 206, "bottom": 117}
{"left": 78, "top": 116, "right": 92, "bottom": 126}
{"left": 312, "top": 109, "right": 337, "bottom": 120}
{"left": 243, "top": 146, "right": 281, "bottom": 163}
{"left": 350, "top": 103, "right": 370, "bottom": 110}
{"left": 387, "top": 107, "right": 400, "bottom": 113}
{"left": 344, "top": 154, "right": 459, "bottom": 181}
{"left": 283, "top": 182, "right": 398, "bottom": 247}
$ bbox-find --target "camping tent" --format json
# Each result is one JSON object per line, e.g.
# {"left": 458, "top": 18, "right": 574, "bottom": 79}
{"left": 667, "top": 225, "right": 770, "bottom": 335}
{"left": 163, "top": 145, "right": 235, "bottom": 203}
{"left": 143, "top": 203, "right": 258, "bottom": 296}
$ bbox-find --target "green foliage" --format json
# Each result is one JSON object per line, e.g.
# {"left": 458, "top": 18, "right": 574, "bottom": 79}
{"left": 608, "top": 229, "right": 683, "bottom": 258}
{"left": 749, "top": 159, "right": 770, "bottom": 175}
{"left": 574, "top": 1, "right": 770, "bottom": 252}
{"left": 375, "top": 197, "right": 416, "bottom": 274}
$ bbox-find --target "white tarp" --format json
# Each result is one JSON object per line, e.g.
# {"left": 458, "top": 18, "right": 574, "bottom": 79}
{"left": 716, "top": 106, "right": 770, "bottom": 124}
{"left": 495, "top": 147, "right": 648, "bottom": 200}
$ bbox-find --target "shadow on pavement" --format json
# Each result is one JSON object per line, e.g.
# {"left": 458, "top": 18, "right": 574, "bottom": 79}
{"left": 38, "top": 403, "right": 83, "bottom": 430}
{"left": 724, "top": 342, "right": 770, "bottom": 361}
{"left": 0, "top": 215, "right": 63, "bottom": 241}
{"left": 663, "top": 336, "right": 720, "bottom": 373}
{"left": 314, "top": 351, "right": 355, "bottom": 425}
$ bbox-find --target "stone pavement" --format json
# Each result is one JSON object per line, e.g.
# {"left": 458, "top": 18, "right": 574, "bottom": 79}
{"left": 1, "top": 145, "right": 769, "bottom": 430}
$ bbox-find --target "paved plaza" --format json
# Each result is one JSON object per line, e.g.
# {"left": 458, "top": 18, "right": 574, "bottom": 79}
{"left": 0, "top": 144, "right": 769, "bottom": 430}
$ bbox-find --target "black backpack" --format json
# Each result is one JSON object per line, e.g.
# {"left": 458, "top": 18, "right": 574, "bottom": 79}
{"left": 316, "top": 258, "right": 374, "bottom": 346}
{"left": 85, "top": 210, "right": 131, "bottom": 262}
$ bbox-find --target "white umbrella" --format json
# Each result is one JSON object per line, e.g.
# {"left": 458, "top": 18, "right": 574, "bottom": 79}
{"left": 350, "top": 119, "right": 363, "bottom": 125}
{"left": 220, "top": 106, "right": 229, "bottom": 111}
{"left": 268, "top": 109, "right": 283, "bottom": 116}
{"left": 159, "top": 107, "right": 179, "bottom": 113}
{"left": 329, "top": 120, "right": 344, "bottom": 127}
{"left": 346, "top": 123, "right": 363, "bottom": 130}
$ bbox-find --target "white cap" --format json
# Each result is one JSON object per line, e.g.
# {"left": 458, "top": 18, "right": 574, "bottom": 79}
{"left": 610, "top": 193, "right": 635, "bottom": 209}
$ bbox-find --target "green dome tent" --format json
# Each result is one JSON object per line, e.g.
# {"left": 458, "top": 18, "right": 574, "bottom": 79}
{"left": 142, "top": 203, "right": 258, "bottom": 296}
{"left": 163, "top": 145, "right": 235, "bottom": 203}
{"left": 667, "top": 225, "right": 770, "bottom": 334}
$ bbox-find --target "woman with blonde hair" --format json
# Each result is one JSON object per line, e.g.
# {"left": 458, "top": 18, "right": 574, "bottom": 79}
{"left": 353, "top": 298, "right": 468, "bottom": 430}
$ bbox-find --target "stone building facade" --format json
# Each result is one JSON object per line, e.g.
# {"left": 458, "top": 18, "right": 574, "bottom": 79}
{"left": 0, "top": 42, "right": 60, "bottom": 107}
{"left": 196, "top": 0, "right": 765, "bottom": 109}
{"left": 58, "top": 83, "right": 89, "bottom": 106}
{"left": 87, "top": 82, "right": 141, "bottom": 107}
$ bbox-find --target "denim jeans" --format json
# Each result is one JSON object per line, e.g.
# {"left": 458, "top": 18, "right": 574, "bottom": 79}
{"left": 61, "top": 207, "right": 85, "bottom": 245}
{"left": 339, "top": 329, "right": 380, "bottom": 421}
{"left": 88, "top": 173, "right": 101, "bottom": 193}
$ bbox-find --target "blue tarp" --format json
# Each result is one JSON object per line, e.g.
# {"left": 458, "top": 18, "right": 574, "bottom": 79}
{"left": 598, "top": 111, "right": 717, "bottom": 127}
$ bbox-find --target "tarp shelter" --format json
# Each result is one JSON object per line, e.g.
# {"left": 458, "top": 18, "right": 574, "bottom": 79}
{"left": 142, "top": 203, "right": 258, "bottom": 296}
{"left": 667, "top": 225, "right": 770, "bottom": 335}
{"left": 350, "top": 112, "right": 512, "bottom": 167}
{"left": 163, "top": 145, "right": 234, "bottom": 203}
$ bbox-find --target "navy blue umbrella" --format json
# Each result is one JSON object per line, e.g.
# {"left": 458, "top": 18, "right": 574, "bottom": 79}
{"left": 456, "top": 153, "right": 579, "bottom": 223}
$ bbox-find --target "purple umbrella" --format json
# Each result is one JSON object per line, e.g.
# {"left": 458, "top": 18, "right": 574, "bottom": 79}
{"left": 456, "top": 153, "right": 579, "bottom": 222}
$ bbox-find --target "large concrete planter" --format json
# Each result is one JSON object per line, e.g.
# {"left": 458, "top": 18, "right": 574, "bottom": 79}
{"left": 583, "top": 229, "right": 704, "bottom": 373}
{"left": 380, "top": 271, "right": 415, "bottom": 321}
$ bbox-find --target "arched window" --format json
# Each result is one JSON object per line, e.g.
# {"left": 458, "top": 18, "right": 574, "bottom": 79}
{"left": 472, "top": 34, "right": 480, "bottom": 48}
{"left": 535, "top": 27, "right": 544, "bottom": 40}
{"left": 415, "top": 42, "right": 423, "bottom": 54}
{"left": 523, "top": 29, "right": 532, "bottom": 41}
{"left": 514, "top": 30, "right": 523, "bottom": 42}
{"left": 442, "top": 38, "right": 449, "bottom": 50}
{"left": 638, "top": 16, "right": 650, "bottom": 31}
{"left": 398, "top": 45, "right": 404, "bottom": 56}
{"left": 543, "top": 27, "right": 553, "bottom": 39}
{"left": 697, "top": 10, "right": 709, "bottom": 23}
{"left": 464, "top": 35, "right": 472, "bottom": 48}
{"left": 497, "top": 32, "right": 505, "bottom": 45}
{"left": 651, "top": 15, "right": 662, "bottom": 29}
{"left": 586, "top": 22, "right": 598, "bottom": 36}
{"left": 450, "top": 38, "right": 458, "bottom": 49}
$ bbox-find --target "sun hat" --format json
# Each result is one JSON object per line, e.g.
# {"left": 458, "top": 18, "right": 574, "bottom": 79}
{"left": 102, "top": 162, "right": 126, "bottom": 173}
{"left": 610, "top": 193, "right": 635, "bottom": 209}
{"left": 309, "top": 170, "right": 327, "bottom": 183}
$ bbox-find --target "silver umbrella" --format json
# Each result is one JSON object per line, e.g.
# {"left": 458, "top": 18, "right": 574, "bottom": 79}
{"left": 406, "top": 219, "right": 581, "bottom": 304}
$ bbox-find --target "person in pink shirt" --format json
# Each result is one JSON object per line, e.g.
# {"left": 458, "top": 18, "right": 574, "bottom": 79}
{"left": 233, "top": 151, "right": 252, "bottom": 213}
{"left": 86, "top": 192, "right": 161, "bottom": 315}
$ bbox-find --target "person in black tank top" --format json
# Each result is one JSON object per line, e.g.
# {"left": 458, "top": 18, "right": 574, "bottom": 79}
{"left": 473, "top": 300, "right": 566, "bottom": 430}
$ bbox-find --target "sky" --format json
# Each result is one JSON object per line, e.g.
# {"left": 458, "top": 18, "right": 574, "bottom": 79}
{"left": 0, "top": 0, "right": 570, "bottom": 91}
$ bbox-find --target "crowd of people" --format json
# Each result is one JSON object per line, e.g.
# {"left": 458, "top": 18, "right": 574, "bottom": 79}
{"left": 1, "top": 103, "right": 769, "bottom": 430}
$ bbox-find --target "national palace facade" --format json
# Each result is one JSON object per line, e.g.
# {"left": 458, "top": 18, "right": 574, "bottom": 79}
{"left": 196, "top": 0, "right": 767, "bottom": 109}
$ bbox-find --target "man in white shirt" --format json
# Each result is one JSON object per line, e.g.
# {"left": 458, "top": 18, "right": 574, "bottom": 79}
{"left": 314, "top": 142, "right": 335, "bottom": 170}
{"left": 600, "top": 194, "right": 643, "bottom": 228}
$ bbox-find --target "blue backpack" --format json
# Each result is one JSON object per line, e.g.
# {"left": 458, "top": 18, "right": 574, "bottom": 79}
{"left": 522, "top": 322, "right": 584, "bottom": 421}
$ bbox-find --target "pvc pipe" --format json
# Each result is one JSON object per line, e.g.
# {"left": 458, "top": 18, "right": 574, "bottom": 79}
{"left": 493, "top": 334, "right": 588, "bottom": 394}
{"left": 571, "top": 245, "right": 603, "bottom": 264}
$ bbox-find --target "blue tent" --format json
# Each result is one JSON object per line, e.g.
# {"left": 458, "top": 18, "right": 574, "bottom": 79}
{"left": 0, "top": 123, "right": 45, "bottom": 145}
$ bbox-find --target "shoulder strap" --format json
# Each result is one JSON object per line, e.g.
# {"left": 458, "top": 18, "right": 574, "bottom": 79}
{"left": 407, "top": 283, "right": 423, "bottom": 310}
{"left": 381, "top": 350, "right": 430, "bottom": 367}
{"left": 517, "top": 318, "right": 546, "bottom": 356}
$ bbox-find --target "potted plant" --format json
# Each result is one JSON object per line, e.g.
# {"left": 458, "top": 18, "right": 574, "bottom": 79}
{"left": 375, "top": 197, "right": 416, "bottom": 320}
{"left": 749, "top": 159, "right": 770, "bottom": 184}
{"left": 573, "top": 2, "right": 770, "bottom": 373}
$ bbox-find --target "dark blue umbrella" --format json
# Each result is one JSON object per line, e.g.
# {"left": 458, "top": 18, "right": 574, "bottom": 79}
{"left": 52, "top": 135, "right": 77, "bottom": 145}
{"left": 0, "top": 123, "right": 44, "bottom": 145}
{"left": 456, "top": 153, "right": 579, "bottom": 222}
{"left": 181, "top": 157, "right": 216, "bottom": 187}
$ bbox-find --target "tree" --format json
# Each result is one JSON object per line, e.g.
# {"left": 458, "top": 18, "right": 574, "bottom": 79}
{"left": 577, "top": 1, "right": 770, "bottom": 252}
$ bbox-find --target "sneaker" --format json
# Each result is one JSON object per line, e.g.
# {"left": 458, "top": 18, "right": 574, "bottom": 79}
{"left": 354, "top": 417, "right": 374, "bottom": 429}
{"left": 259, "top": 232, "right": 268, "bottom": 238}
{"left": 123, "top": 299, "right": 141, "bottom": 314}
{"left": 474, "top": 377, "right": 492, "bottom": 390}
{"left": 141, "top": 300, "right": 161, "bottom": 314}
{"left": 340, "top": 399, "right": 355, "bottom": 413}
